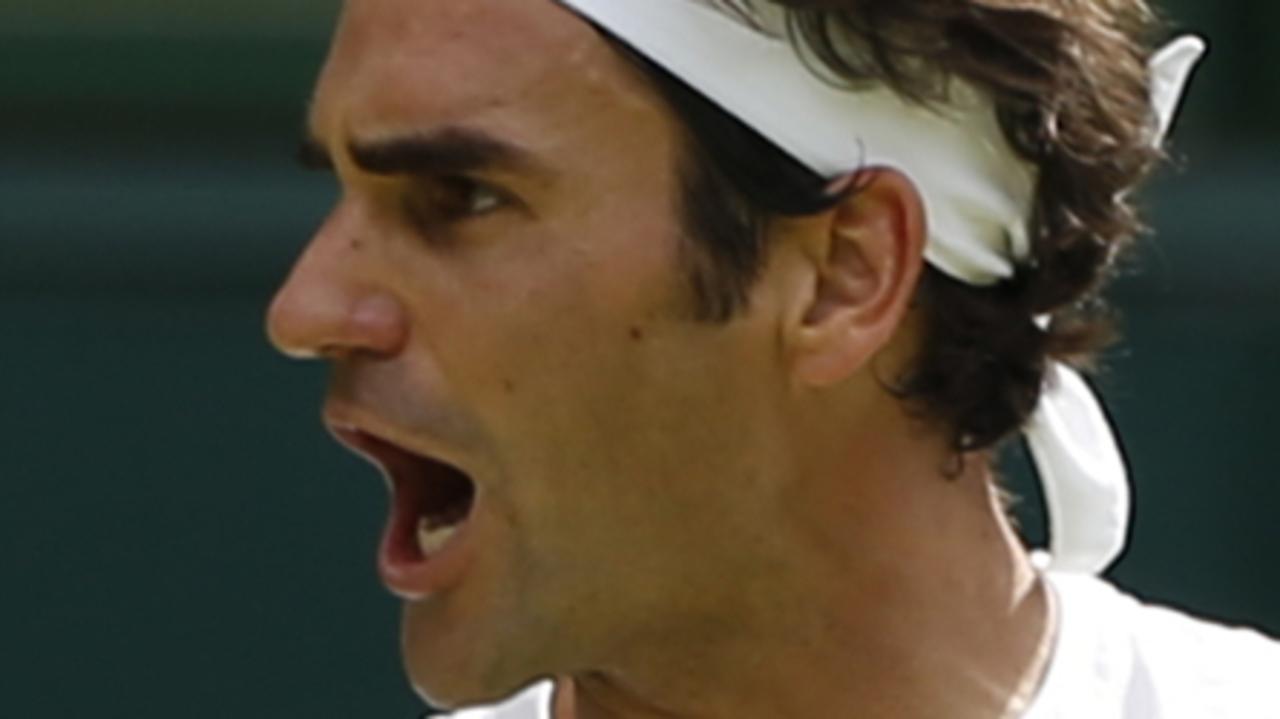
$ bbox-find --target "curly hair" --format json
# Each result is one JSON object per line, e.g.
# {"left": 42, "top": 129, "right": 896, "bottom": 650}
{"left": 615, "top": 0, "right": 1167, "bottom": 453}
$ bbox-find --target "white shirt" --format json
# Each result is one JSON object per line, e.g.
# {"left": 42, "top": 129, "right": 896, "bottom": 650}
{"left": 1023, "top": 572, "right": 1280, "bottom": 718}
{"left": 434, "top": 572, "right": 1280, "bottom": 718}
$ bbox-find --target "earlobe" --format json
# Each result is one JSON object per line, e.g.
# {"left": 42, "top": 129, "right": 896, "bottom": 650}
{"left": 789, "top": 168, "right": 926, "bottom": 388}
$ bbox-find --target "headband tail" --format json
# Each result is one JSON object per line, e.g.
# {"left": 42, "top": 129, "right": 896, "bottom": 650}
{"left": 1025, "top": 364, "right": 1131, "bottom": 574}
{"left": 1150, "top": 36, "right": 1208, "bottom": 146}
{"left": 1028, "top": 37, "right": 1205, "bottom": 575}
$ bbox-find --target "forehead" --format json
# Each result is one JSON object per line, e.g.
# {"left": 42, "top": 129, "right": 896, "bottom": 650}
{"left": 310, "top": 0, "right": 645, "bottom": 145}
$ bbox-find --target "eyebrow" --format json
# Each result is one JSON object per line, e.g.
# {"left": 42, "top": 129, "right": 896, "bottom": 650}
{"left": 297, "top": 127, "right": 548, "bottom": 178}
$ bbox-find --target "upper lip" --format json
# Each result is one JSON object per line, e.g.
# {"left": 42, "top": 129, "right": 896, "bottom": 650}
{"left": 322, "top": 400, "right": 471, "bottom": 479}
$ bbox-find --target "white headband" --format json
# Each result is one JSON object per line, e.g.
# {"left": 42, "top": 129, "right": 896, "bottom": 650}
{"left": 558, "top": 0, "right": 1205, "bottom": 575}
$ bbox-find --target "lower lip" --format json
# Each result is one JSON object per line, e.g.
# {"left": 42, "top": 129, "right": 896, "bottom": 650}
{"left": 376, "top": 467, "right": 478, "bottom": 603}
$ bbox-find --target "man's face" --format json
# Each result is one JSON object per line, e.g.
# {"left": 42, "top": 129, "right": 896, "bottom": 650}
{"left": 269, "top": 0, "right": 799, "bottom": 707}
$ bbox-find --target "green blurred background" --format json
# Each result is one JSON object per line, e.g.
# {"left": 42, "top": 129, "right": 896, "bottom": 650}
{"left": 1, "top": 1, "right": 1277, "bottom": 716}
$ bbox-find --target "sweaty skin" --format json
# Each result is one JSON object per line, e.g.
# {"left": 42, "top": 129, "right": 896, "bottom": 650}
{"left": 267, "top": 1, "right": 1053, "bottom": 717}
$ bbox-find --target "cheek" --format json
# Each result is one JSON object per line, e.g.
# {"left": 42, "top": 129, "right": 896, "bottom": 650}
{"left": 452, "top": 222, "right": 691, "bottom": 478}
{"left": 427, "top": 194, "right": 689, "bottom": 406}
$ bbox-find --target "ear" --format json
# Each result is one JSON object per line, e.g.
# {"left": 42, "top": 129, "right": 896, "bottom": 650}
{"left": 785, "top": 168, "right": 927, "bottom": 388}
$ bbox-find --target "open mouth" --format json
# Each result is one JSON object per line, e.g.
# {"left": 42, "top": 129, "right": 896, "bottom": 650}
{"left": 330, "top": 426, "right": 479, "bottom": 596}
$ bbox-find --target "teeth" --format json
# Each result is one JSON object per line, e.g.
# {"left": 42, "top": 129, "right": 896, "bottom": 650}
{"left": 416, "top": 517, "right": 460, "bottom": 557}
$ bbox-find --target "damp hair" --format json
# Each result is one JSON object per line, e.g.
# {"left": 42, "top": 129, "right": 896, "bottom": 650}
{"left": 609, "top": 0, "right": 1167, "bottom": 454}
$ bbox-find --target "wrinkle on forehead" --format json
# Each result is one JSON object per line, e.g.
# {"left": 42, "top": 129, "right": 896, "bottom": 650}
{"left": 311, "top": 0, "right": 634, "bottom": 145}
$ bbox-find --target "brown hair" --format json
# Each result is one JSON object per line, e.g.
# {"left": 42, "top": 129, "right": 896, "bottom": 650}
{"left": 612, "top": 0, "right": 1167, "bottom": 453}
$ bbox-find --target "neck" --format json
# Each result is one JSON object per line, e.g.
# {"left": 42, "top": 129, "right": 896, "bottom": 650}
{"left": 557, "top": 393, "right": 1054, "bottom": 719}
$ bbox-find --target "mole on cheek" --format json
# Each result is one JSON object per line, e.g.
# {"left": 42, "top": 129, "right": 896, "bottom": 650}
{"left": 350, "top": 237, "right": 364, "bottom": 251}
{"left": 502, "top": 378, "right": 517, "bottom": 395}
{"left": 629, "top": 326, "right": 645, "bottom": 342}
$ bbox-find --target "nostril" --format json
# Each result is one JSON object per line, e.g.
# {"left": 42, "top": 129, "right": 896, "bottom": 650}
{"left": 348, "top": 292, "right": 410, "bottom": 356}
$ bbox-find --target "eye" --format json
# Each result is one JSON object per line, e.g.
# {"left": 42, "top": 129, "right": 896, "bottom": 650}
{"left": 417, "top": 175, "right": 511, "bottom": 224}
{"left": 443, "top": 175, "right": 505, "bottom": 216}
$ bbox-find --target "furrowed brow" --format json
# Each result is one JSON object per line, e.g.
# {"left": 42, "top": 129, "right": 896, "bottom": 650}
{"left": 346, "top": 127, "right": 546, "bottom": 178}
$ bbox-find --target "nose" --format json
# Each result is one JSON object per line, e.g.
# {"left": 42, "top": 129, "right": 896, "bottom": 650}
{"left": 266, "top": 214, "right": 409, "bottom": 361}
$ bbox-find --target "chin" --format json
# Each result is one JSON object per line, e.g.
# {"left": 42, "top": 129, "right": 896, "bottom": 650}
{"left": 407, "top": 658, "right": 543, "bottom": 712}
{"left": 402, "top": 607, "right": 539, "bottom": 711}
